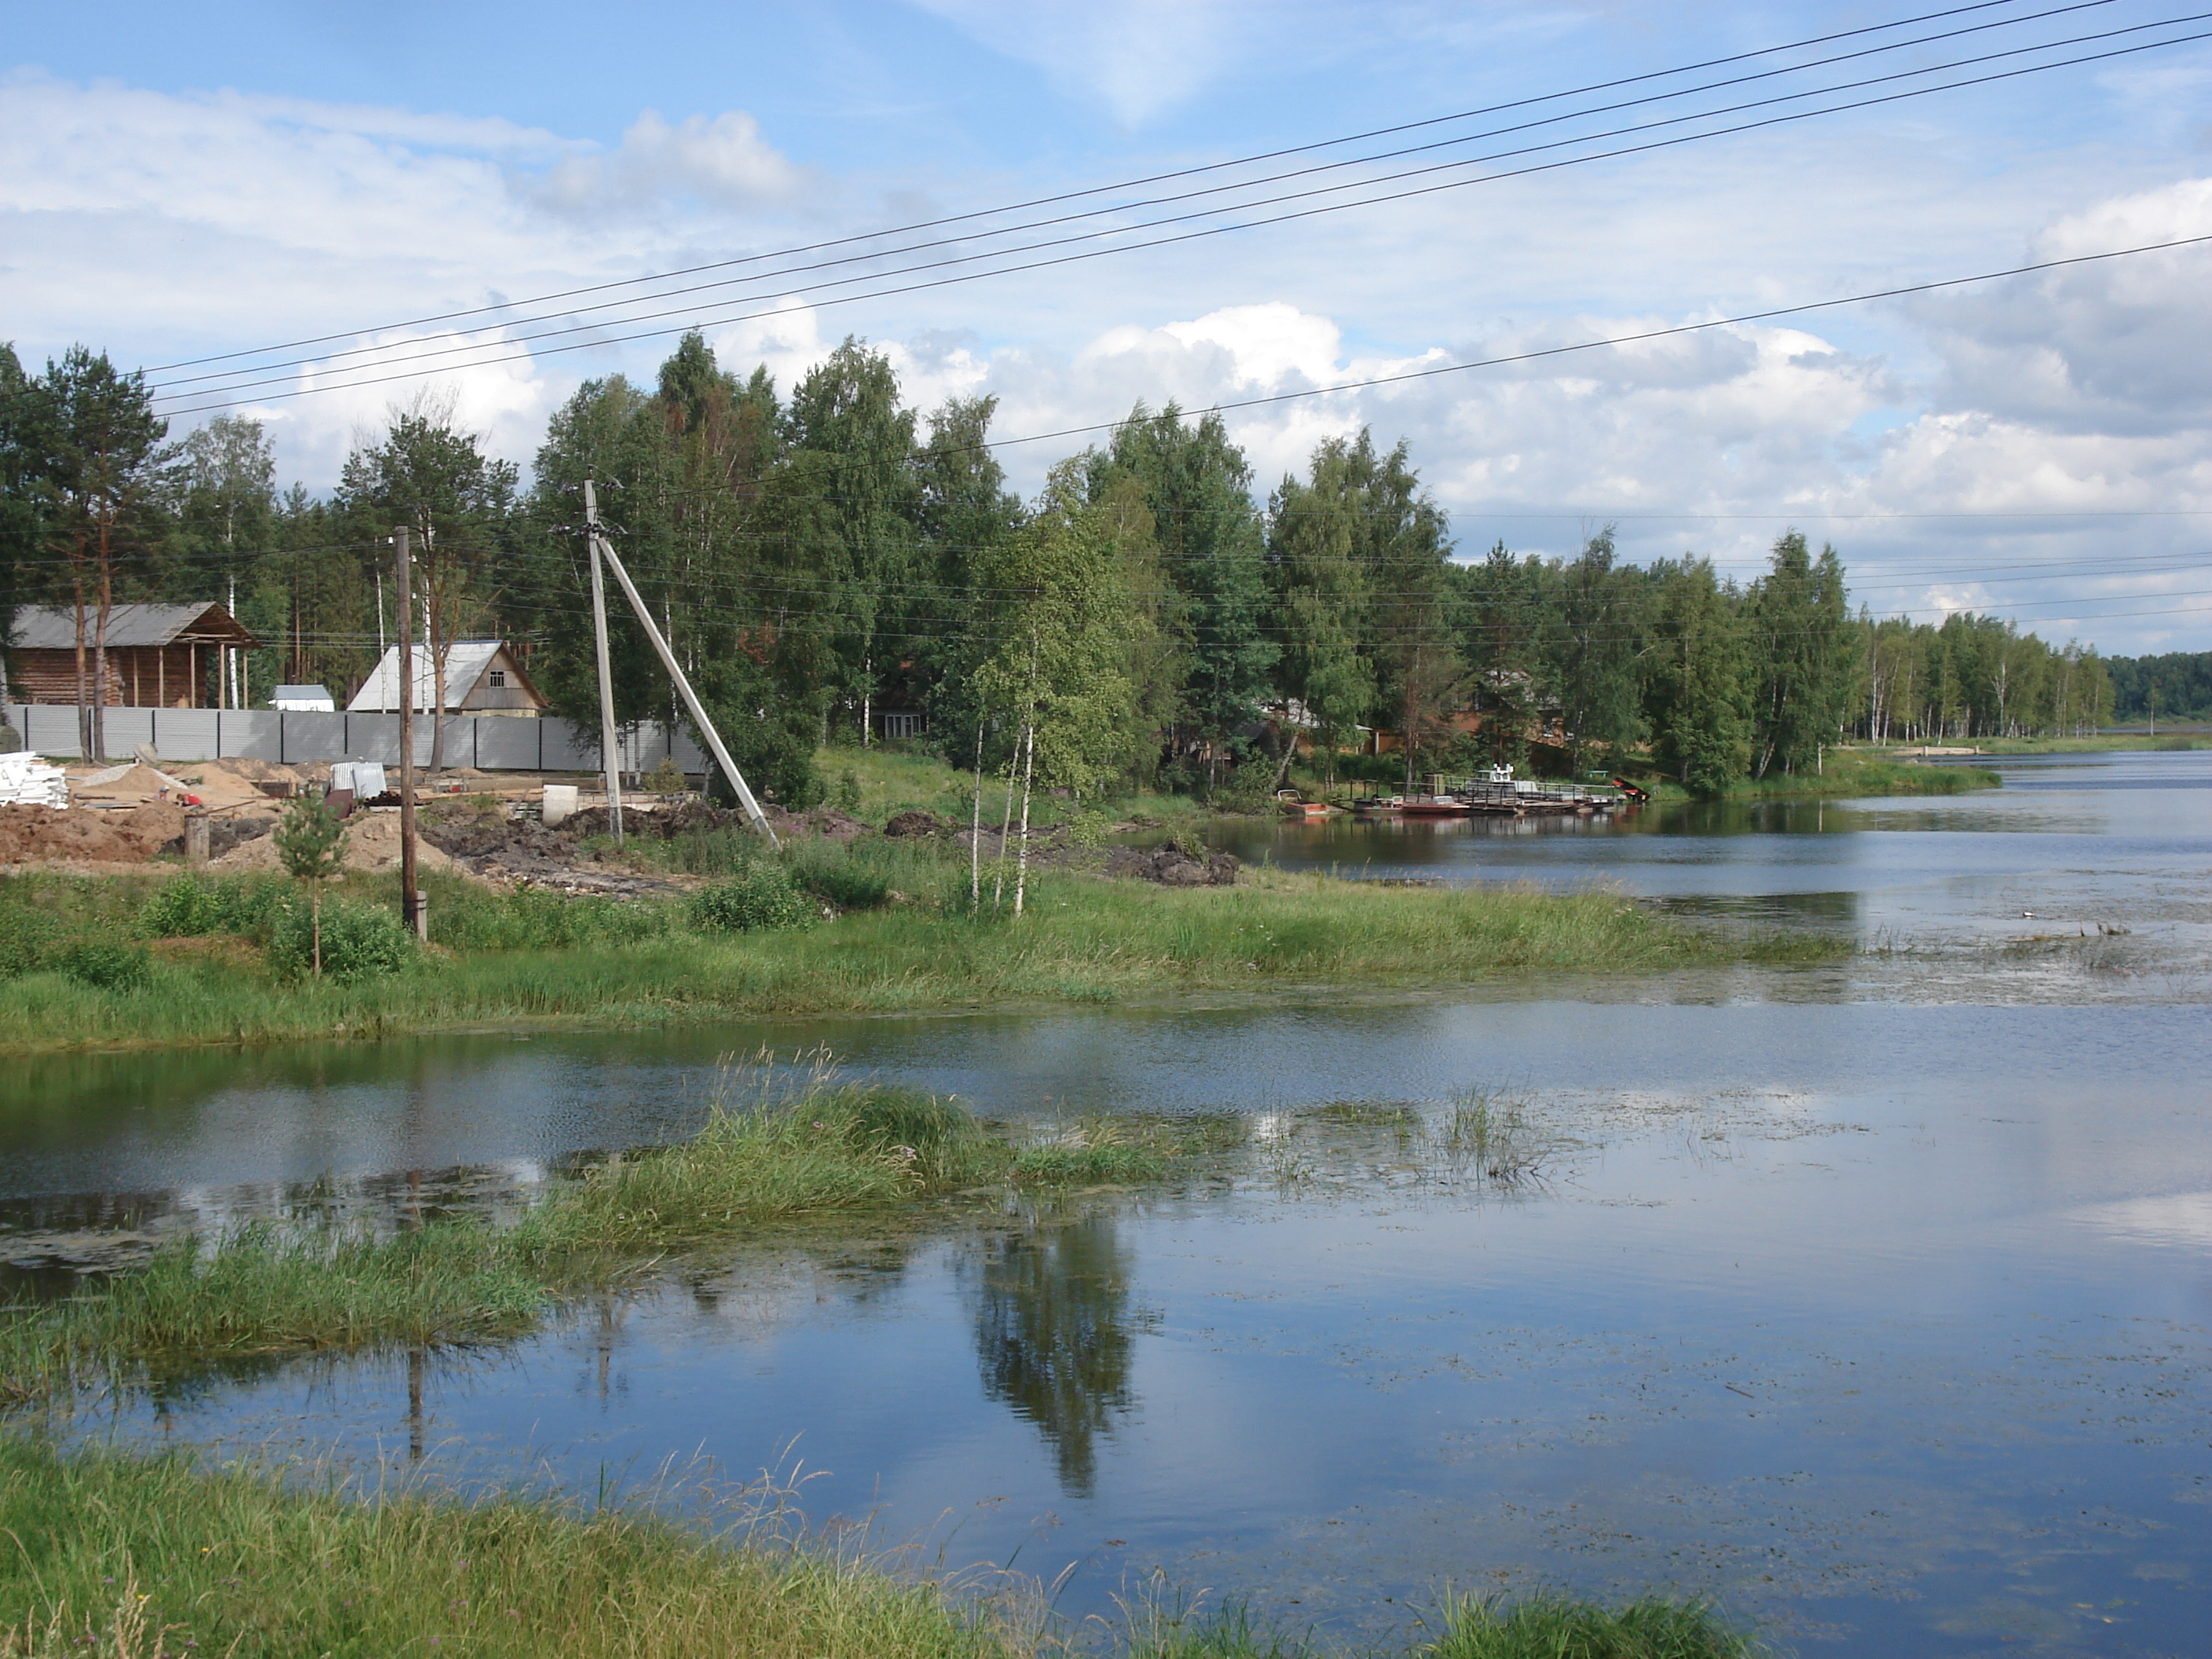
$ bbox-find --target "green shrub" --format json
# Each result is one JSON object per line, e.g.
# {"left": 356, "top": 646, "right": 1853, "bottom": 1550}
{"left": 141, "top": 873, "right": 294, "bottom": 940}
{"left": 691, "top": 864, "right": 817, "bottom": 932}
{"left": 0, "top": 910, "right": 63, "bottom": 980}
{"left": 791, "top": 847, "right": 892, "bottom": 911}
{"left": 266, "top": 897, "right": 417, "bottom": 984}
{"left": 48, "top": 940, "right": 154, "bottom": 993}
{"left": 426, "top": 883, "right": 678, "bottom": 951}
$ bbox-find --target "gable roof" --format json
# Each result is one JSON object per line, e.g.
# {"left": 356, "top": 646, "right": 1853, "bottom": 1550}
{"left": 346, "top": 641, "right": 545, "bottom": 712}
{"left": 7, "top": 602, "right": 258, "bottom": 650}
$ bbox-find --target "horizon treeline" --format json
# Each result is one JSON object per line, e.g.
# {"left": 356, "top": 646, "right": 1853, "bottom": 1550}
{"left": 1, "top": 332, "right": 2133, "bottom": 800}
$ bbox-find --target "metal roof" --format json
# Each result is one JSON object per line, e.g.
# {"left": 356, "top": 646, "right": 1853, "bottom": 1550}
{"left": 5, "top": 602, "right": 258, "bottom": 650}
{"left": 346, "top": 642, "right": 544, "bottom": 712}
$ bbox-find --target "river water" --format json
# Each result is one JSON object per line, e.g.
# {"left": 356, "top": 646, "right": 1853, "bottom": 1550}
{"left": 5, "top": 749, "right": 2209, "bottom": 1656}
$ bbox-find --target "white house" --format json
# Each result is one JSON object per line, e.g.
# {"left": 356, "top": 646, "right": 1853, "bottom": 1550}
{"left": 346, "top": 641, "right": 547, "bottom": 716}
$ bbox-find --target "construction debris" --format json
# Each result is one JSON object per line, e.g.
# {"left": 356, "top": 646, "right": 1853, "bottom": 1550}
{"left": 0, "top": 753, "right": 68, "bottom": 809}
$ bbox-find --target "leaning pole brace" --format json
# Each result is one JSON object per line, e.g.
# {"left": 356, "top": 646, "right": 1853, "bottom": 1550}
{"left": 589, "top": 526, "right": 782, "bottom": 850}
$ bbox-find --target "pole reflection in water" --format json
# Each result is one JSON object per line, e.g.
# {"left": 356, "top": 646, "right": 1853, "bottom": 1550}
{"left": 967, "top": 1210, "right": 1155, "bottom": 1498}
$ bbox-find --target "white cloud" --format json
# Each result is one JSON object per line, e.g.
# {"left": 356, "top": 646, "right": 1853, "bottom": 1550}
{"left": 533, "top": 110, "right": 810, "bottom": 220}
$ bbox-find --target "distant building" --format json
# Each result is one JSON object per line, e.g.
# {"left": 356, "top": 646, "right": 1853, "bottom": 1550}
{"left": 4, "top": 602, "right": 259, "bottom": 707}
{"left": 346, "top": 641, "right": 548, "bottom": 716}
{"left": 272, "top": 685, "right": 337, "bottom": 712}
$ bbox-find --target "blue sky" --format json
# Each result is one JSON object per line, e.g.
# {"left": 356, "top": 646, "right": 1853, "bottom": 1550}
{"left": 6, "top": 1, "right": 2212, "bottom": 650}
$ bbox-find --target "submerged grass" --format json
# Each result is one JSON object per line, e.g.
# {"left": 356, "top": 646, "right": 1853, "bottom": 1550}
{"left": 1, "top": 1081, "right": 1187, "bottom": 1407}
{"left": 0, "top": 867, "right": 1840, "bottom": 1056}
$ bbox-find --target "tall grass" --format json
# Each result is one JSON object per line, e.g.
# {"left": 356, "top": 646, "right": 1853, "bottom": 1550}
{"left": 0, "top": 1437, "right": 1021, "bottom": 1659}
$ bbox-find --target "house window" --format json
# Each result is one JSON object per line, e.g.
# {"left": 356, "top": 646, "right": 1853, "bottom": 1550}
{"left": 881, "top": 712, "right": 924, "bottom": 740}
{"left": 487, "top": 670, "right": 507, "bottom": 688}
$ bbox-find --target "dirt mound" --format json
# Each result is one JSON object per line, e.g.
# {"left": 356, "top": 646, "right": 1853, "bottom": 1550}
{"left": 71, "top": 760, "right": 265, "bottom": 811}
{"left": 210, "top": 811, "right": 460, "bottom": 876}
{"left": 203, "top": 756, "right": 328, "bottom": 789}
{"left": 0, "top": 803, "right": 186, "bottom": 864}
{"left": 1102, "top": 840, "right": 1240, "bottom": 887}
{"left": 884, "top": 809, "right": 949, "bottom": 838}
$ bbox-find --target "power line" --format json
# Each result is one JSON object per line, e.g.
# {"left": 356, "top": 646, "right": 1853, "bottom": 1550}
{"left": 147, "top": 21, "right": 2212, "bottom": 418}
{"left": 138, "top": 0, "right": 2089, "bottom": 379}
{"left": 145, "top": 0, "right": 2135, "bottom": 398}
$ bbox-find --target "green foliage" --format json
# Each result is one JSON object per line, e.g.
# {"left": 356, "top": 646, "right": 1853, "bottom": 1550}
{"left": 271, "top": 789, "right": 349, "bottom": 884}
{"left": 425, "top": 880, "right": 678, "bottom": 950}
{"left": 833, "top": 765, "right": 863, "bottom": 813}
{"left": 45, "top": 939, "right": 152, "bottom": 993}
{"left": 789, "top": 843, "right": 892, "bottom": 911}
{"left": 266, "top": 895, "right": 416, "bottom": 983}
{"left": 138, "top": 871, "right": 289, "bottom": 939}
{"left": 690, "top": 862, "right": 818, "bottom": 932}
{"left": 642, "top": 754, "right": 687, "bottom": 795}
{"left": 0, "top": 906, "right": 62, "bottom": 980}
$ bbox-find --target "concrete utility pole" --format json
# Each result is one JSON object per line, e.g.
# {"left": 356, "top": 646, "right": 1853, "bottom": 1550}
{"left": 582, "top": 481, "right": 624, "bottom": 844}
{"left": 591, "top": 522, "right": 779, "bottom": 849}
{"left": 394, "top": 526, "right": 423, "bottom": 941}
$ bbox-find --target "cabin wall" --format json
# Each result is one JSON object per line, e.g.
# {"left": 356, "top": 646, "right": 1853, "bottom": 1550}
{"left": 6, "top": 646, "right": 212, "bottom": 707}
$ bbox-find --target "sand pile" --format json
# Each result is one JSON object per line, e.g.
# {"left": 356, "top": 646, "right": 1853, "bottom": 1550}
{"left": 71, "top": 760, "right": 265, "bottom": 811}
{"left": 0, "top": 803, "right": 187, "bottom": 864}
{"left": 209, "top": 810, "right": 459, "bottom": 876}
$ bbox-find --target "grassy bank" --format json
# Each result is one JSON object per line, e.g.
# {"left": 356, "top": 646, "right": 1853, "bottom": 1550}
{"left": 0, "top": 861, "right": 1840, "bottom": 1057}
{"left": 1643, "top": 749, "right": 2000, "bottom": 801}
{"left": 1945, "top": 731, "right": 2209, "bottom": 754}
{"left": 0, "top": 1437, "right": 1758, "bottom": 1659}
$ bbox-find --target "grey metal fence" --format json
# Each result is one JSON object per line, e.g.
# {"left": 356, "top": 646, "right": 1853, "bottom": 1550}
{"left": 9, "top": 706, "right": 705, "bottom": 774}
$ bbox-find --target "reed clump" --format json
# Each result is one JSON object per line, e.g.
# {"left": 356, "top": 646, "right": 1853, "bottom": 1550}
{"left": 0, "top": 1223, "right": 544, "bottom": 1407}
{"left": 517, "top": 1082, "right": 1176, "bottom": 1255}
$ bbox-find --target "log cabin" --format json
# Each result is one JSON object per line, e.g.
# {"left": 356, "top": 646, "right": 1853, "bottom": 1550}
{"left": 3, "top": 602, "right": 260, "bottom": 707}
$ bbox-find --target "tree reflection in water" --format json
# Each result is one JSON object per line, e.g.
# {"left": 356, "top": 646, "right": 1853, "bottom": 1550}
{"left": 969, "top": 1211, "right": 1154, "bottom": 1496}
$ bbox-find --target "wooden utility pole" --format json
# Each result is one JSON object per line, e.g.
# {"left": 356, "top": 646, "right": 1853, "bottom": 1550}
{"left": 395, "top": 526, "right": 423, "bottom": 941}
{"left": 582, "top": 481, "right": 624, "bottom": 844}
{"left": 591, "top": 526, "right": 778, "bottom": 849}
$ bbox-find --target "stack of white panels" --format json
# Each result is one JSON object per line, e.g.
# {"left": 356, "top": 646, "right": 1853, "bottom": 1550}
{"left": 0, "top": 752, "right": 69, "bottom": 808}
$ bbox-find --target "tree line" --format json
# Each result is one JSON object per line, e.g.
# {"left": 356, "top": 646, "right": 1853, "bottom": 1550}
{"left": 2, "top": 333, "right": 2122, "bottom": 796}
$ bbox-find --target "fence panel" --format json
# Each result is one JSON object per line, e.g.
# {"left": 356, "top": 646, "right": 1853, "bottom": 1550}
{"left": 151, "top": 709, "right": 219, "bottom": 760}
{"left": 22, "top": 705, "right": 79, "bottom": 758}
{"left": 278, "top": 712, "right": 349, "bottom": 763}
{"left": 474, "top": 716, "right": 543, "bottom": 771}
{"left": 539, "top": 717, "right": 595, "bottom": 771}
{"left": 219, "top": 710, "right": 284, "bottom": 760}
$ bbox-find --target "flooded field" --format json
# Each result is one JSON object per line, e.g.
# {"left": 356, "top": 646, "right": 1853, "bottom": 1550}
{"left": 5, "top": 750, "right": 2209, "bottom": 1655}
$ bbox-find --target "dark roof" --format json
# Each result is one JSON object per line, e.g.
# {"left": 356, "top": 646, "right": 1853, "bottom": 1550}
{"left": 6, "top": 602, "right": 258, "bottom": 650}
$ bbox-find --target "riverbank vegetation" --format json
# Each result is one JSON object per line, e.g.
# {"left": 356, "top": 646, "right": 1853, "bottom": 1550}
{"left": 6, "top": 330, "right": 2106, "bottom": 816}
{"left": 0, "top": 1437, "right": 1758, "bottom": 1659}
{"left": 0, "top": 847, "right": 1840, "bottom": 1055}
{"left": 0, "top": 1080, "right": 1166, "bottom": 1408}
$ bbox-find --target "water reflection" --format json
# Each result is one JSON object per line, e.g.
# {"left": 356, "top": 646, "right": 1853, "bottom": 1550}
{"left": 969, "top": 1210, "right": 1152, "bottom": 1497}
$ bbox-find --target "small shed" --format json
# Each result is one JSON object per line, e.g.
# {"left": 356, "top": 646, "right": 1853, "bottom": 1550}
{"left": 272, "top": 685, "right": 337, "bottom": 712}
{"left": 4, "top": 602, "right": 259, "bottom": 708}
{"left": 347, "top": 641, "right": 548, "bottom": 716}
